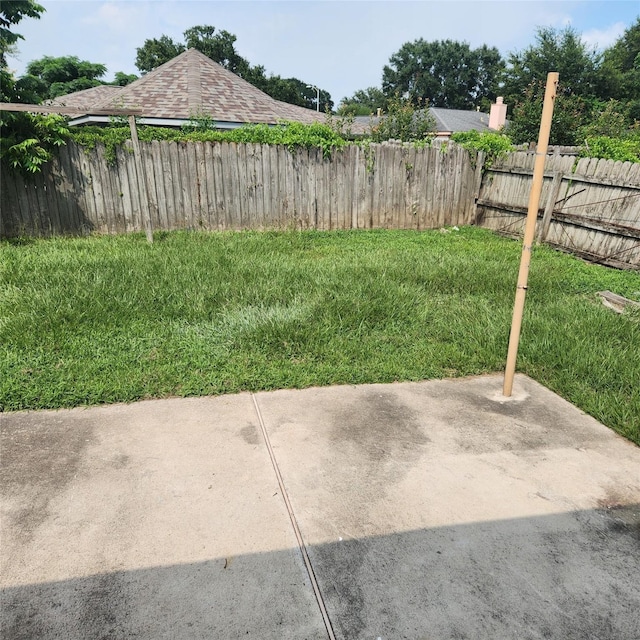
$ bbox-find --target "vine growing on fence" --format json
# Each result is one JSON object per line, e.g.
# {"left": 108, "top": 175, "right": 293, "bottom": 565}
{"left": 70, "top": 120, "right": 349, "bottom": 164}
{"left": 62, "top": 118, "right": 640, "bottom": 169}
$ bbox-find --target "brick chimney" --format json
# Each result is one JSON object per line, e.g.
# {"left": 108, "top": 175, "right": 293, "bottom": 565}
{"left": 489, "top": 97, "right": 507, "bottom": 130}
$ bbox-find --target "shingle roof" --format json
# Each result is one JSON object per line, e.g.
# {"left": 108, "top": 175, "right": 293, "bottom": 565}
{"left": 48, "top": 85, "right": 124, "bottom": 111}
{"left": 354, "top": 107, "right": 500, "bottom": 135}
{"left": 429, "top": 107, "right": 491, "bottom": 133}
{"left": 74, "top": 48, "right": 327, "bottom": 126}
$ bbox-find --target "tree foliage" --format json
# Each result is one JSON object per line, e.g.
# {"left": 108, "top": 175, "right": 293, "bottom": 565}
{"left": 135, "top": 34, "right": 185, "bottom": 73}
{"left": 507, "top": 86, "right": 595, "bottom": 146}
{"left": 382, "top": 39, "right": 504, "bottom": 109}
{"left": 111, "top": 71, "right": 137, "bottom": 87}
{"left": 21, "top": 55, "right": 107, "bottom": 100}
{"left": 1, "top": 112, "right": 68, "bottom": 172}
{"left": 263, "top": 76, "right": 332, "bottom": 112}
{"left": 0, "top": 2, "right": 70, "bottom": 174}
{"left": 338, "top": 87, "right": 387, "bottom": 116}
{"left": 600, "top": 18, "right": 640, "bottom": 121}
{"left": 183, "top": 25, "right": 247, "bottom": 75}
{"left": 0, "top": 0, "right": 43, "bottom": 66}
{"left": 504, "top": 25, "right": 639, "bottom": 145}
{"left": 502, "top": 27, "right": 603, "bottom": 103}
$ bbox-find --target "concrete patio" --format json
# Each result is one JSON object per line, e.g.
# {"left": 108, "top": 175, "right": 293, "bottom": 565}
{"left": 2, "top": 374, "right": 639, "bottom": 639}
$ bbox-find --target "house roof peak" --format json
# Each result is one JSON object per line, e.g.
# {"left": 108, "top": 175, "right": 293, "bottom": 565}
{"left": 74, "top": 47, "right": 325, "bottom": 127}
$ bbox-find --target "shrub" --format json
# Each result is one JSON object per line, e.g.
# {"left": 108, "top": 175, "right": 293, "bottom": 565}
{"left": 369, "top": 95, "right": 436, "bottom": 143}
{"left": 451, "top": 130, "right": 514, "bottom": 166}
{"left": 580, "top": 134, "right": 640, "bottom": 163}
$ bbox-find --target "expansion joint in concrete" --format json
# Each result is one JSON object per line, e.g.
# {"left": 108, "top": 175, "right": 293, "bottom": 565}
{"left": 251, "top": 393, "right": 336, "bottom": 640}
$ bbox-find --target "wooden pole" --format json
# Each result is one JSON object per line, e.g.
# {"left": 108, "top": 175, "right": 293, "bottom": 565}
{"left": 128, "top": 115, "right": 154, "bottom": 243}
{"left": 503, "top": 72, "right": 558, "bottom": 396}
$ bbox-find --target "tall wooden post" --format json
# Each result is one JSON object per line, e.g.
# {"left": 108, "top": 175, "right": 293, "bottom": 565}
{"left": 503, "top": 72, "right": 559, "bottom": 396}
{"left": 128, "top": 115, "right": 154, "bottom": 243}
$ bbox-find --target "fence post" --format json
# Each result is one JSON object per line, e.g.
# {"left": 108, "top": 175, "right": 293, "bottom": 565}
{"left": 472, "top": 151, "right": 486, "bottom": 224}
{"left": 128, "top": 115, "right": 153, "bottom": 243}
{"left": 537, "top": 171, "right": 563, "bottom": 244}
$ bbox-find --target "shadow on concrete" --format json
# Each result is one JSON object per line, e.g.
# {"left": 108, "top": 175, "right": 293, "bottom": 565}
{"left": 3, "top": 505, "right": 639, "bottom": 640}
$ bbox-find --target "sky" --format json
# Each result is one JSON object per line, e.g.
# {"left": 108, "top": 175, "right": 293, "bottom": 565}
{"left": 7, "top": 1, "right": 640, "bottom": 106}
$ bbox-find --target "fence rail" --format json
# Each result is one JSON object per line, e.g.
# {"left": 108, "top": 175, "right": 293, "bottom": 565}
{"left": 476, "top": 152, "right": 640, "bottom": 269}
{"left": 0, "top": 140, "right": 479, "bottom": 237}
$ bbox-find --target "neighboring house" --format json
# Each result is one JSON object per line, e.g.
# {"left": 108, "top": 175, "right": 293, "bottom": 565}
{"left": 353, "top": 98, "right": 508, "bottom": 138}
{"left": 50, "top": 48, "right": 328, "bottom": 130}
{"left": 50, "top": 47, "right": 507, "bottom": 138}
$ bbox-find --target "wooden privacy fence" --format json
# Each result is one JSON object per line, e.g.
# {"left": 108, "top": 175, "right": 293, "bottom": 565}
{"left": 2, "top": 141, "right": 639, "bottom": 270}
{"left": 0, "top": 140, "right": 481, "bottom": 237}
{"left": 476, "top": 151, "right": 640, "bottom": 269}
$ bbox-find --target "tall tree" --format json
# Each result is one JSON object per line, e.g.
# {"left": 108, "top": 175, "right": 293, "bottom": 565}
{"left": 262, "top": 76, "right": 332, "bottom": 112}
{"left": 382, "top": 39, "right": 504, "bottom": 109}
{"left": 183, "top": 25, "right": 250, "bottom": 76}
{"left": 22, "top": 55, "right": 106, "bottom": 99}
{"left": 111, "top": 71, "right": 137, "bottom": 87}
{"left": 0, "top": 0, "right": 44, "bottom": 67}
{"left": 135, "top": 35, "right": 185, "bottom": 73}
{"left": 601, "top": 18, "right": 640, "bottom": 121}
{"left": 502, "top": 25, "right": 634, "bottom": 144}
{"left": 338, "top": 87, "right": 387, "bottom": 116}
{"left": 502, "top": 26, "right": 603, "bottom": 103}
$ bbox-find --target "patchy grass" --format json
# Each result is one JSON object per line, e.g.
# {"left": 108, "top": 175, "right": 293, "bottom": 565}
{"left": 1, "top": 227, "right": 638, "bottom": 444}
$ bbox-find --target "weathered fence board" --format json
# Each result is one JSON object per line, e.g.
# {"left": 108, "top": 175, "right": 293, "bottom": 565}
{"left": 477, "top": 151, "right": 640, "bottom": 269}
{"left": 2, "top": 141, "right": 638, "bottom": 270}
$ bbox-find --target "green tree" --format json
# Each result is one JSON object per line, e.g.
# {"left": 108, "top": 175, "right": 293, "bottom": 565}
{"left": 261, "top": 76, "right": 332, "bottom": 111}
{"left": 502, "top": 26, "right": 612, "bottom": 144}
{"left": 382, "top": 39, "right": 504, "bottom": 109}
{"left": 507, "top": 85, "right": 593, "bottom": 146}
{"left": 0, "top": 1, "right": 69, "bottom": 174}
{"left": 577, "top": 99, "right": 633, "bottom": 140}
{"left": 502, "top": 26, "right": 603, "bottom": 103}
{"left": 183, "top": 25, "right": 249, "bottom": 76}
{"left": 0, "top": 0, "right": 43, "bottom": 66}
{"left": 135, "top": 34, "right": 185, "bottom": 73}
{"left": 601, "top": 18, "right": 640, "bottom": 121}
{"left": 21, "top": 55, "right": 107, "bottom": 100}
{"left": 338, "top": 87, "right": 387, "bottom": 116}
{"left": 111, "top": 71, "right": 137, "bottom": 86}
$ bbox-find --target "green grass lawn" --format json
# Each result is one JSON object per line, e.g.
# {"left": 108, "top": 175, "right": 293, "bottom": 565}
{"left": 1, "top": 227, "right": 639, "bottom": 445}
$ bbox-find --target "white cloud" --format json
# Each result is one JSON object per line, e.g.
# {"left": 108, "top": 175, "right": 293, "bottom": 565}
{"left": 581, "top": 22, "right": 626, "bottom": 50}
{"left": 82, "top": 2, "right": 148, "bottom": 32}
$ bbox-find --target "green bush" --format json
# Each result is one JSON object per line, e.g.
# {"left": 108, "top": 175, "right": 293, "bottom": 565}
{"left": 369, "top": 95, "right": 436, "bottom": 143}
{"left": 580, "top": 133, "right": 640, "bottom": 163}
{"left": 451, "top": 130, "right": 514, "bottom": 166}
